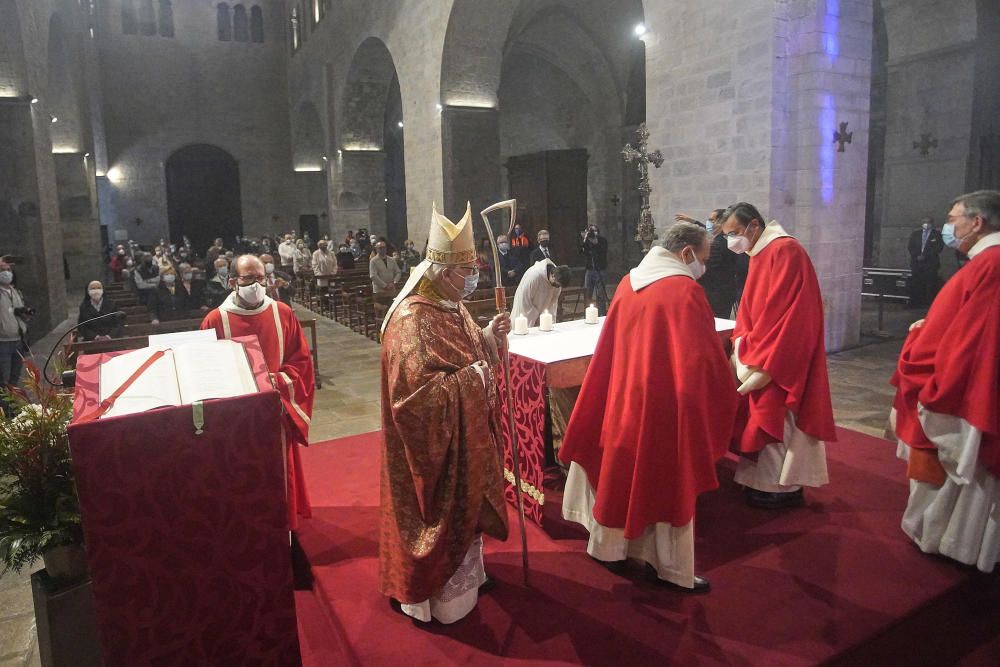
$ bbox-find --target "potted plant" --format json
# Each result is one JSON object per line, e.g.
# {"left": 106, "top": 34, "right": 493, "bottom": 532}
{"left": 0, "top": 361, "right": 85, "bottom": 582}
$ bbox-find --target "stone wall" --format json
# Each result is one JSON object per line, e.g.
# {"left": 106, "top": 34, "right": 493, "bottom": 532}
{"left": 97, "top": 0, "right": 296, "bottom": 245}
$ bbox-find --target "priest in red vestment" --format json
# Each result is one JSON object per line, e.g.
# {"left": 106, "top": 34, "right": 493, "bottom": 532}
{"left": 379, "top": 203, "right": 510, "bottom": 624}
{"left": 720, "top": 202, "right": 835, "bottom": 509}
{"left": 559, "top": 222, "right": 737, "bottom": 593}
{"left": 891, "top": 189, "right": 1000, "bottom": 572}
{"left": 200, "top": 254, "right": 315, "bottom": 529}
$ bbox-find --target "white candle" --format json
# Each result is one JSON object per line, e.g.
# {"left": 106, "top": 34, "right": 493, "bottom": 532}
{"left": 514, "top": 314, "right": 529, "bottom": 335}
{"left": 539, "top": 310, "right": 553, "bottom": 331}
{"left": 585, "top": 303, "right": 599, "bottom": 324}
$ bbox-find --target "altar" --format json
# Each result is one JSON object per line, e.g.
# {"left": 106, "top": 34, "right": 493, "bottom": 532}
{"left": 498, "top": 316, "right": 736, "bottom": 525}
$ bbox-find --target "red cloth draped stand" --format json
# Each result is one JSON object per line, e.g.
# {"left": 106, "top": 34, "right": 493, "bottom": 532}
{"left": 67, "top": 336, "right": 300, "bottom": 666}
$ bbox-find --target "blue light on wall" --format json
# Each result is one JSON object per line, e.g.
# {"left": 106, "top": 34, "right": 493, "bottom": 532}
{"left": 820, "top": 94, "right": 836, "bottom": 204}
{"left": 824, "top": 0, "right": 840, "bottom": 60}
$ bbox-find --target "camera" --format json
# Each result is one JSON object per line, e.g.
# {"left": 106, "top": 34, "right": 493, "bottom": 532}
{"left": 13, "top": 306, "right": 35, "bottom": 319}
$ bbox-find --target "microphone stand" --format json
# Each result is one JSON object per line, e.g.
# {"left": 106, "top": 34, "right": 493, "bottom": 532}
{"left": 43, "top": 311, "right": 126, "bottom": 387}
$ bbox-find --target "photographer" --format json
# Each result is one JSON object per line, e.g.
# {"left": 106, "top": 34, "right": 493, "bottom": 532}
{"left": 579, "top": 224, "right": 609, "bottom": 313}
{"left": 0, "top": 258, "right": 30, "bottom": 417}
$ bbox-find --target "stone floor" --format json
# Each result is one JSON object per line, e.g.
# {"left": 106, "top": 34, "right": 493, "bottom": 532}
{"left": 0, "top": 297, "right": 924, "bottom": 663}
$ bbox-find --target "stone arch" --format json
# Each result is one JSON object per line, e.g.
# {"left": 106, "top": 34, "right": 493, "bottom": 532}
{"left": 868, "top": 0, "right": 982, "bottom": 271}
{"left": 439, "top": 0, "right": 645, "bottom": 273}
{"left": 335, "top": 37, "right": 407, "bottom": 245}
{"left": 165, "top": 144, "right": 243, "bottom": 251}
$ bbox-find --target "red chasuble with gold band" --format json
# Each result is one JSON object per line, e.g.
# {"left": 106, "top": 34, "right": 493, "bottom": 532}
{"left": 379, "top": 293, "right": 508, "bottom": 605}
{"left": 732, "top": 235, "right": 836, "bottom": 453}
{"left": 892, "top": 243, "right": 1000, "bottom": 477}
{"left": 201, "top": 294, "right": 315, "bottom": 528}
{"left": 558, "top": 271, "right": 737, "bottom": 537}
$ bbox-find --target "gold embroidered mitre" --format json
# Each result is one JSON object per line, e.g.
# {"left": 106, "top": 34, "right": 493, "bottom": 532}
{"left": 426, "top": 202, "right": 476, "bottom": 265}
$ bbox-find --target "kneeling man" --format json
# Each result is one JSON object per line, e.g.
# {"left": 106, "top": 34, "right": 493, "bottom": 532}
{"left": 559, "top": 222, "right": 737, "bottom": 592}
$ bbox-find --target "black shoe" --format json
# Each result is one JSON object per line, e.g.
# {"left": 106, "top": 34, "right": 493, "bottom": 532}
{"left": 745, "top": 487, "right": 805, "bottom": 509}
{"left": 649, "top": 568, "right": 711, "bottom": 594}
{"left": 478, "top": 576, "right": 496, "bottom": 594}
{"left": 590, "top": 555, "right": 628, "bottom": 574}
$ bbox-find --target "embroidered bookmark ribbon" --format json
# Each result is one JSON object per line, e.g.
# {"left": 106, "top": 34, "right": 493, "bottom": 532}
{"left": 77, "top": 350, "right": 167, "bottom": 423}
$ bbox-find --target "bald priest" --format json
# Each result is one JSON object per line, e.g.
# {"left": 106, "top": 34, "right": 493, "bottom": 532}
{"left": 378, "top": 202, "right": 511, "bottom": 624}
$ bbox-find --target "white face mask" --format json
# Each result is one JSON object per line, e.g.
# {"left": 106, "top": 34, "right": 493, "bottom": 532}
{"left": 182, "top": 272, "right": 193, "bottom": 281}
{"left": 237, "top": 282, "right": 265, "bottom": 306}
{"left": 0, "top": 270, "right": 12, "bottom": 285}
{"left": 684, "top": 250, "right": 706, "bottom": 279}
{"left": 89, "top": 289, "right": 103, "bottom": 300}
{"left": 726, "top": 233, "right": 752, "bottom": 255}
{"left": 264, "top": 263, "right": 274, "bottom": 274}
{"left": 163, "top": 274, "right": 176, "bottom": 284}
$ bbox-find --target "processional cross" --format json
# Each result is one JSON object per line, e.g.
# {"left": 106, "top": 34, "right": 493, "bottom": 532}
{"left": 622, "top": 123, "right": 665, "bottom": 253}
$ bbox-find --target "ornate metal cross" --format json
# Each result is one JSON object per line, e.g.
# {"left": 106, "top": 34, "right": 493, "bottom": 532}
{"left": 622, "top": 123, "right": 664, "bottom": 253}
{"left": 913, "top": 133, "right": 938, "bottom": 156}
{"left": 833, "top": 121, "right": 853, "bottom": 152}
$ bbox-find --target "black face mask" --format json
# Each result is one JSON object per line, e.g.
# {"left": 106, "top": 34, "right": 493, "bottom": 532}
{"left": 539, "top": 240, "right": 550, "bottom": 247}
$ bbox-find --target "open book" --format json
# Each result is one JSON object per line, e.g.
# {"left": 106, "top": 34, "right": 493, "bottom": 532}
{"left": 98, "top": 339, "right": 258, "bottom": 419}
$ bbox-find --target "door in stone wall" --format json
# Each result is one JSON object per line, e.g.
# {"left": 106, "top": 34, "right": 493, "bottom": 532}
{"left": 505, "top": 149, "right": 588, "bottom": 267}
{"left": 165, "top": 144, "right": 243, "bottom": 253}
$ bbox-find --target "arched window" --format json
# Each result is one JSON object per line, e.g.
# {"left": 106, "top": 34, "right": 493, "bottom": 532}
{"left": 233, "top": 4, "right": 249, "bottom": 42}
{"left": 158, "top": 0, "right": 174, "bottom": 37}
{"left": 250, "top": 6, "right": 264, "bottom": 43}
{"left": 311, "top": 0, "right": 320, "bottom": 25}
{"left": 138, "top": 0, "right": 156, "bottom": 35}
{"left": 217, "top": 3, "right": 232, "bottom": 41}
{"left": 298, "top": 2, "right": 307, "bottom": 42}
{"left": 121, "top": 0, "right": 138, "bottom": 34}
{"left": 290, "top": 7, "right": 300, "bottom": 52}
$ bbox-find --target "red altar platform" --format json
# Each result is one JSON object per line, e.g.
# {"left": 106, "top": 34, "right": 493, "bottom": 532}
{"left": 68, "top": 336, "right": 300, "bottom": 666}
{"left": 293, "top": 428, "right": 1000, "bottom": 665}
{"left": 500, "top": 317, "right": 735, "bottom": 525}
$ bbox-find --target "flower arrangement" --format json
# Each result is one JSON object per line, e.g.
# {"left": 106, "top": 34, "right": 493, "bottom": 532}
{"left": 0, "top": 361, "right": 83, "bottom": 577}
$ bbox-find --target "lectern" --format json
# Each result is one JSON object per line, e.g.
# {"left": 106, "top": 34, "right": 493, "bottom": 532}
{"left": 67, "top": 336, "right": 300, "bottom": 666}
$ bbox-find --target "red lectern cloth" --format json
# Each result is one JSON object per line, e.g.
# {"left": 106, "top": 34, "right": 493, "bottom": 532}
{"left": 68, "top": 337, "right": 300, "bottom": 666}
{"left": 497, "top": 352, "right": 547, "bottom": 526}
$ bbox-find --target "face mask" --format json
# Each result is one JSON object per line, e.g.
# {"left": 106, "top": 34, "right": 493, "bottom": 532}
{"left": 237, "top": 281, "right": 265, "bottom": 306}
{"left": 216, "top": 267, "right": 229, "bottom": 279}
{"left": 726, "top": 232, "right": 752, "bottom": 254}
{"left": 539, "top": 239, "right": 550, "bottom": 247}
{"left": 921, "top": 223, "right": 930, "bottom": 231}
{"left": 180, "top": 252, "right": 188, "bottom": 258}
{"left": 264, "top": 263, "right": 274, "bottom": 273}
{"left": 118, "top": 250, "right": 125, "bottom": 256}
{"left": 498, "top": 242, "right": 510, "bottom": 252}
{"left": 182, "top": 272, "right": 193, "bottom": 281}
{"left": 89, "top": 289, "right": 103, "bottom": 300}
{"left": 163, "top": 274, "right": 176, "bottom": 284}
{"left": 941, "top": 223, "right": 968, "bottom": 249}
{"left": 705, "top": 221, "right": 715, "bottom": 233}
{"left": 0, "top": 271, "right": 12, "bottom": 285}
{"left": 513, "top": 228, "right": 522, "bottom": 237}
{"left": 319, "top": 246, "right": 328, "bottom": 252}
{"left": 126, "top": 259, "right": 134, "bottom": 267}
{"left": 685, "top": 252, "right": 706, "bottom": 280}
{"left": 155, "top": 250, "right": 162, "bottom": 256}
{"left": 462, "top": 271, "right": 479, "bottom": 298}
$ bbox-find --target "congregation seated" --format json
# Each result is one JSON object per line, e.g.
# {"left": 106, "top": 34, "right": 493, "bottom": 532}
{"left": 260, "top": 253, "right": 294, "bottom": 304}
{"left": 77, "top": 280, "right": 123, "bottom": 341}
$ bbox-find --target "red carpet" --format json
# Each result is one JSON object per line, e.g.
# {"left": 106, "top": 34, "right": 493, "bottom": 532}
{"left": 295, "top": 429, "right": 1000, "bottom": 666}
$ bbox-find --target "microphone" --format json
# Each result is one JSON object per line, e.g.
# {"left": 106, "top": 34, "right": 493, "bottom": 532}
{"left": 44, "top": 311, "right": 127, "bottom": 387}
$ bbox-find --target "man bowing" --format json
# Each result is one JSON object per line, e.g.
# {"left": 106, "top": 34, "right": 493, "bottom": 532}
{"left": 559, "top": 222, "right": 737, "bottom": 592}
{"left": 201, "top": 255, "right": 315, "bottom": 530}
{"left": 721, "top": 202, "right": 835, "bottom": 509}
{"left": 891, "top": 190, "right": 1000, "bottom": 572}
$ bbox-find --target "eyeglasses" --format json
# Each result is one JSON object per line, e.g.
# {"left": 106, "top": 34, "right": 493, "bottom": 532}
{"left": 234, "top": 275, "right": 265, "bottom": 286}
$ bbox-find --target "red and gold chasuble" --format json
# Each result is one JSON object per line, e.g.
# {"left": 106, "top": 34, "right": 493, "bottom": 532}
{"left": 201, "top": 295, "right": 315, "bottom": 529}
{"left": 379, "top": 293, "right": 508, "bottom": 604}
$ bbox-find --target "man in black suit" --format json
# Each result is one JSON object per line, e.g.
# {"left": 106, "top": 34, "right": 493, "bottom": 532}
{"left": 907, "top": 216, "right": 944, "bottom": 307}
{"left": 496, "top": 234, "right": 524, "bottom": 286}
{"left": 529, "top": 229, "right": 555, "bottom": 264}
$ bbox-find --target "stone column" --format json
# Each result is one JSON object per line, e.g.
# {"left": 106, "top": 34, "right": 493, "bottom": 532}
{"left": 441, "top": 106, "right": 502, "bottom": 220}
